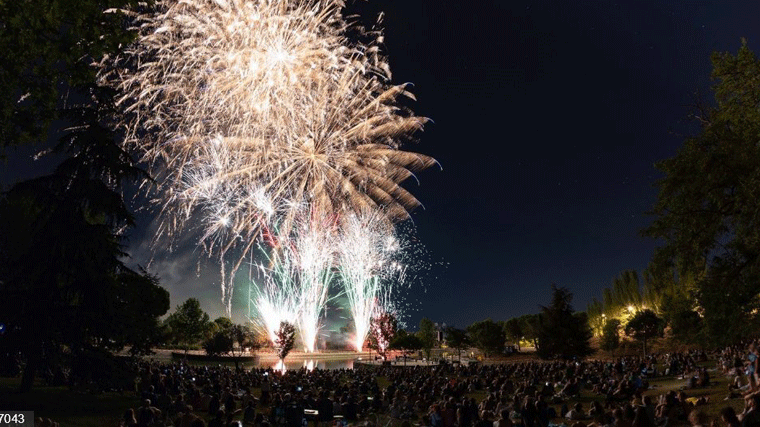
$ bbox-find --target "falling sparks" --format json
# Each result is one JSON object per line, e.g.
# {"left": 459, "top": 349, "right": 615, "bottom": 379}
{"left": 99, "top": 0, "right": 435, "bottom": 316}
{"left": 337, "top": 210, "right": 405, "bottom": 352}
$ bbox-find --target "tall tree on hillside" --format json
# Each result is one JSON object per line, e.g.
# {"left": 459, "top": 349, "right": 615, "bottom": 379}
{"left": 537, "top": 285, "right": 593, "bottom": 359}
{"left": 518, "top": 314, "right": 540, "bottom": 349}
{"left": 643, "top": 41, "right": 760, "bottom": 346}
{"left": 612, "top": 270, "right": 643, "bottom": 312}
{"left": 586, "top": 299, "right": 605, "bottom": 336}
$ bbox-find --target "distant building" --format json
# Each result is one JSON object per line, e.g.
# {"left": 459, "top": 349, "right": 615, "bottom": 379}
{"left": 434, "top": 322, "right": 450, "bottom": 343}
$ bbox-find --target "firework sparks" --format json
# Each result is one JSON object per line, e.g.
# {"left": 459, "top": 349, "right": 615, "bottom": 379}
{"left": 249, "top": 209, "right": 337, "bottom": 352}
{"left": 249, "top": 248, "right": 299, "bottom": 344}
{"left": 337, "top": 210, "right": 406, "bottom": 352}
{"left": 291, "top": 213, "right": 337, "bottom": 353}
{"left": 99, "top": 0, "right": 436, "bottom": 315}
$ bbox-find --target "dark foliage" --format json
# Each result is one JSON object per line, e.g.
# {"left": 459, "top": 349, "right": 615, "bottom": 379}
{"left": 625, "top": 309, "right": 664, "bottom": 355}
{"left": 536, "top": 285, "right": 593, "bottom": 359}
{"left": 467, "top": 319, "right": 505, "bottom": 358}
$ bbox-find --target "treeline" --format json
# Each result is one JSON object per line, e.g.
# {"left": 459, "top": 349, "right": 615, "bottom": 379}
{"left": 585, "top": 266, "right": 699, "bottom": 348}
{"left": 587, "top": 41, "right": 760, "bottom": 349}
{"left": 428, "top": 285, "right": 597, "bottom": 361}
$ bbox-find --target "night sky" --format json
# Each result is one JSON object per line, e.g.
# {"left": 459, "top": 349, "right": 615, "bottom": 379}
{"left": 3, "top": 1, "right": 760, "bottom": 331}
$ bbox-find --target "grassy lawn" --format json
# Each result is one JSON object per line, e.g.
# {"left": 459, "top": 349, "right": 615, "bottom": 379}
{"left": 0, "top": 358, "right": 748, "bottom": 427}
{"left": 539, "top": 360, "right": 745, "bottom": 425}
{"left": 0, "top": 377, "right": 135, "bottom": 427}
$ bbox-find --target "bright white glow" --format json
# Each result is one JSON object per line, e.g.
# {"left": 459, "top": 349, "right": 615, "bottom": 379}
{"left": 99, "top": 0, "right": 434, "bottom": 316}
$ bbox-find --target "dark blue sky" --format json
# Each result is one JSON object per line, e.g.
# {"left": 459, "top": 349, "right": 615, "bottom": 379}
{"left": 352, "top": 0, "right": 760, "bottom": 328}
{"left": 3, "top": 1, "right": 760, "bottom": 331}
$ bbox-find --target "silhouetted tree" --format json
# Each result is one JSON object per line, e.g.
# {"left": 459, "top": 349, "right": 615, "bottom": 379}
{"left": 445, "top": 327, "right": 471, "bottom": 362}
{"left": 390, "top": 330, "right": 423, "bottom": 365}
{"left": 166, "top": 299, "right": 211, "bottom": 355}
{"left": 417, "top": 318, "right": 436, "bottom": 364}
{"left": 275, "top": 321, "right": 296, "bottom": 362}
{"left": 467, "top": 319, "right": 505, "bottom": 358}
{"left": 625, "top": 309, "right": 664, "bottom": 355}
{"left": 0, "top": 0, "right": 141, "bottom": 151}
{"left": 503, "top": 318, "right": 523, "bottom": 351}
{"left": 0, "top": 174, "right": 168, "bottom": 392}
{"left": 537, "top": 285, "right": 593, "bottom": 359}
{"left": 203, "top": 330, "right": 234, "bottom": 357}
{"left": 643, "top": 41, "right": 760, "bottom": 346}
{"left": 368, "top": 312, "right": 397, "bottom": 360}
{"left": 600, "top": 319, "right": 621, "bottom": 354}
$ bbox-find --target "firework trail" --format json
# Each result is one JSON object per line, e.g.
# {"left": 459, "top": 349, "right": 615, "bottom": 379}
{"left": 249, "top": 209, "right": 337, "bottom": 351}
{"left": 249, "top": 248, "right": 300, "bottom": 344}
{"left": 337, "top": 210, "right": 406, "bottom": 352}
{"left": 290, "top": 213, "right": 337, "bottom": 353}
{"left": 99, "top": 0, "right": 436, "bottom": 315}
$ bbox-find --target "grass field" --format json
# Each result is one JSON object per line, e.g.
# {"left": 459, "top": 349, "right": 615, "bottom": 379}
{"left": 0, "top": 377, "right": 135, "bottom": 427}
{"left": 0, "top": 357, "right": 749, "bottom": 427}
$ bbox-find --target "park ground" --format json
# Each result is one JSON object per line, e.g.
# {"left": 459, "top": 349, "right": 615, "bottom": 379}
{"left": 0, "top": 349, "right": 744, "bottom": 427}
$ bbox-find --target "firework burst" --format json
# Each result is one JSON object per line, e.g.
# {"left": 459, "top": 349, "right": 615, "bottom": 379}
{"left": 99, "top": 0, "right": 436, "bottom": 315}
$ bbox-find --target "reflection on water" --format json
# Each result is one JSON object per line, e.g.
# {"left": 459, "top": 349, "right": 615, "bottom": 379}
{"left": 258, "top": 358, "right": 355, "bottom": 371}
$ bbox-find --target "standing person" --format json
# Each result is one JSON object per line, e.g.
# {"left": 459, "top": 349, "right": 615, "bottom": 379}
{"left": 243, "top": 400, "right": 257, "bottom": 426}
{"left": 443, "top": 399, "right": 458, "bottom": 427}
{"left": 261, "top": 375, "right": 272, "bottom": 406}
{"left": 285, "top": 393, "right": 305, "bottom": 427}
{"left": 208, "top": 410, "right": 225, "bottom": 427}
{"left": 317, "top": 391, "right": 334, "bottom": 427}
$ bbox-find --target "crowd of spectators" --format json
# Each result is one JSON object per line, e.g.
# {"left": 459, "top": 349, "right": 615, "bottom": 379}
{"left": 116, "top": 343, "right": 760, "bottom": 427}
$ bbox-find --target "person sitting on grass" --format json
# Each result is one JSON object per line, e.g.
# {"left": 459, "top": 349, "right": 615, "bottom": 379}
{"left": 208, "top": 409, "right": 226, "bottom": 427}
{"left": 631, "top": 406, "right": 653, "bottom": 427}
{"left": 719, "top": 407, "right": 741, "bottom": 427}
{"left": 173, "top": 405, "right": 201, "bottom": 427}
{"left": 566, "top": 403, "right": 586, "bottom": 421}
{"left": 121, "top": 408, "right": 138, "bottom": 427}
{"left": 740, "top": 394, "right": 760, "bottom": 427}
{"left": 586, "top": 413, "right": 608, "bottom": 427}
{"left": 429, "top": 404, "right": 443, "bottom": 427}
{"left": 137, "top": 399, "right": 161, "bottom": 427}
{"left": 474, "top": 410, "right": 492, "bottom": 427}
{"left": 612, "top": 408, "right": 631, "bottom": 427}
{"left": 494, "top": 409, "right": 513, "bottom": 427}
{"left": 688, "top": 411, "right": 709, "bottom": 427}
{"left": 243, "top": 399, "right": 256, "bottom": 426}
